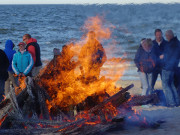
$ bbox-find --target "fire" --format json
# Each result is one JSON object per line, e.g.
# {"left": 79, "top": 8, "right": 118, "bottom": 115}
{"left": 0, "top": 114, "right": 8, "bottom": 127}
{"left": 15, "top": 76, "right": 26, "bottom": 95}
{"left": 38, "top": 16, "right": 127, "bottom": 116}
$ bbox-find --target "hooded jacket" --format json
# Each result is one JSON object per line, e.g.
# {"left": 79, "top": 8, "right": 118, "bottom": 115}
{"left": 4, "top": 39, "right": 16, "bottom": 72}
{"left": 12, "top": 51, "right": 34, "bottom": 76}
{"left": 26, "top": 38, "right": 42, "bottom": 67}
{"left": 134, "top": 44, "right": 157, "bottom": 73}
{"left": 162, "top": 36, "right": 180, "bottom": 71}
{"left": 0, "top": 49, "right": 9, "bottom": 80}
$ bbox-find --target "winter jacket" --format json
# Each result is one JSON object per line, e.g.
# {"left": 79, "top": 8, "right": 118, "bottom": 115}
{"left": 4, "top": 39, "right": 16, "bottom": 72}
{"left": 162, "top": 37, "right": 180, "bottom": 71}
{"left": 134, "top": 44, "right": 157, "bottom": 73}
{"left": 0, "top": 49, "right": 9, "bottom": 80}
{"left": 26, "top": 38, "right": 42, "bottom": 67}
{"left": 152, "top": 38, "right": 167, "bottom": 68}
{"left": 12, "top": 51, "right": 34, "bottom": 76}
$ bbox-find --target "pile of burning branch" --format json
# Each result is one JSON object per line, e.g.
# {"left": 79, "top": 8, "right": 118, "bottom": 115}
{"left": 0, "top": 58, "right": 159, "bottom": 135}
{"left": 0, "top": 16, "right": 160, "bottom": 134}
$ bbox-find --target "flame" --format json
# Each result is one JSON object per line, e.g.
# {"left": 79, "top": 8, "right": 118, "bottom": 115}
{"left": 15, "top": 76, "right": 26, "bottom": 95}
{"left": 38, "top": 16, "right": 127, "bottom": 117}
{"left": 2, "top": 95, "right": 6, "bottom": 101}
{"left": 0, "top": 114, "right": 8, "bottom": 127}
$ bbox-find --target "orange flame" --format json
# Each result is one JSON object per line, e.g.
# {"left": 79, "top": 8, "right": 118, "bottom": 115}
{"left": 38, "top": 16, "right": 127, "bottom": 115}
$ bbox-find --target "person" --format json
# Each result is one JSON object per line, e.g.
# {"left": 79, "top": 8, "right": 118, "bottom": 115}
{"left": 78, "top": 31, "right": 107, "bottom": 80}
{"left": 22, "top": 34, "right": 42, "bottom": 77}
{"left": 4, "top": 39, "right": 17, "bottom": 95}
{"left": 0, "top": 49, "right": 9, "bottom": 102}
{"left": 160, "top": 30, "right": 180, "bottom": 107}
{"left": 134, "top": 39, "right": 157, "bottom": 96}
{"left": 12, "top": 42, "right": 34, "bottom": 77}
{"left": 151, "top": 29, "right": 167, "bottom": 90}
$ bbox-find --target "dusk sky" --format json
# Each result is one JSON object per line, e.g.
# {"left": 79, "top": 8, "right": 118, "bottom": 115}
{"left": 0, "top": 0, "right": 180, "bottom": 4}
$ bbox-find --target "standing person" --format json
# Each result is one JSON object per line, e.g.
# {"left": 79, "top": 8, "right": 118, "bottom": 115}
{"left": 160, "top": 30, "right": 180, "bottom": 107}
{"left": 151, "top": 29, "right": 167, "bottom": 90}
{"left": 0, "top": 49, "right": 9, "bottom": 102}
{"left": 134, "top": 39, "right": 157, "bottom": 95}
{"left": 12, "top": 42, "right": 34, "bottom": 77}
{"left": 4, "top": 39, "right": 17, "bottom": 95}
{"left": 78, "top": 31, "right": 107, "bottom": 80}
{"left": 22, "top": 34, "right": 42, "bottom": 77}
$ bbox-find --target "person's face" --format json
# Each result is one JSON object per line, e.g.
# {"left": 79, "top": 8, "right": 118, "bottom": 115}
{"left": 19, "top": 44, "right": 25, "bottom": 51}
{"left": 155, "top": 31, "right": 162, "bottom": 42}
{"left": 165, "top": 33, "right": 172, "bottom": 42}
{"left": 23, "top": 36, "right": 28, "bottom": 44}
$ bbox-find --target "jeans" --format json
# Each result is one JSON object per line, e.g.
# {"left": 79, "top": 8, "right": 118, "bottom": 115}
{"left": 0, "top": 79, "right": 5, "bottom": 102}
{"left": 139, "top": 72, "right": 153, "bottom": 96}
{"left": 162, "top": 69, "right": 180, "bottom": 106}
{"left": 151, "top": 68, "right": 162, "bottom": 90}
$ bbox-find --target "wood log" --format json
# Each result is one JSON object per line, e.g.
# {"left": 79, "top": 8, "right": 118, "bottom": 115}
{"left": 89, "top": 84, "right": 134, "bottom": 113}
{"left": 0, "top": 118, "right": 85, "bottom": 135}
{"left": 126, "top": 93, "right": 159, "bottom": 106}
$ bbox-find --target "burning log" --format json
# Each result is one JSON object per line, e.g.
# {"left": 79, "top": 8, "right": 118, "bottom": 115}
{"left": 127, "top": 93, "right": 159, "bottom": 106}
{"left": 89, "top": 84, "right": 133, "bottom": 113}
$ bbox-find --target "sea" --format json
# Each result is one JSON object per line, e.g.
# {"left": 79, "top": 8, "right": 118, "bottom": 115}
{"left": 1, "top": 4, "right": 180, "bottom": 80}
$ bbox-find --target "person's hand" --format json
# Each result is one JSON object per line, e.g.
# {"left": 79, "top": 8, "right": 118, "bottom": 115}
{"left": 160, "top": 55, "right": 164, "bottom": 59}
{"left": 18, "top": 73, "right": 25, "bottom": 78}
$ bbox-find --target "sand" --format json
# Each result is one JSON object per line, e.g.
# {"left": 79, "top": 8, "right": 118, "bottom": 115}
{"left": 105, "top": 79, "right": 180, "bottom": 135}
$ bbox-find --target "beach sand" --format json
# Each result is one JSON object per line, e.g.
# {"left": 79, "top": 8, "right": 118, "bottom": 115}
{"left": 105, "top": 80, "right": 180, "bottom": 135}
{"left": 116, "top": 80, "right": 162, "bottom": 95}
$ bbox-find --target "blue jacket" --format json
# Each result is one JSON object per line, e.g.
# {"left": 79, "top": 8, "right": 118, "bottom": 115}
{"left": 162, "top": 37, "right": 180, "bottom": 71}
{"left": 12, "top": 51, "right": 34, "bottom": 76}
{"left": 134, "top": 45, "right": 157, "bottom": 73}
{"left": 4, "top": 40, "right": 16, "bottom": 72}
{"left": 153, "top": 38, "right": 167, "bottom": 68}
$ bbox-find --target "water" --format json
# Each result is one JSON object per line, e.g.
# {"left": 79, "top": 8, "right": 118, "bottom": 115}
{"left": 1, "top": 4, "right": 180, "bottom": 80}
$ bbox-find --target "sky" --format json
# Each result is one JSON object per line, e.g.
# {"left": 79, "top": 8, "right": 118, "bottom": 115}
{"left": 0, "top": 0, "right": 180, "bottom": 4}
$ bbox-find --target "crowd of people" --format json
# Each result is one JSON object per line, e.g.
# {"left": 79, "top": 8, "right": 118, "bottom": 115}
{"left": 0, "top": 34, "right": 42, "bottom": 102}
{"left": 134, "top": 29, "right": 180, "bottom": 107}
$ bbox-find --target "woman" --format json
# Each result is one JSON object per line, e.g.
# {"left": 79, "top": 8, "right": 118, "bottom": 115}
{"left": 134, "top": 39, "right": 157, "bottom": 95}
{"left": 12, "top": 42, "right": 34, "bottom": 77}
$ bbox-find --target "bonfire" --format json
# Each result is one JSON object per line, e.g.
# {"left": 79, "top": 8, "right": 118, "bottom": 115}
{"left": 0, "top": 16, "right": 159, "bottom": 135}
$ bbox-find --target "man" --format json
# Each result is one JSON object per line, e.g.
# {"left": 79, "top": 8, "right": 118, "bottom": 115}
{"left": 79, "top": 31, "right": 107, "bottom": 80}
{"left": 160, "top": 30, "right": 180, "bottom": 107}
{"left": 23, "top": 34, "right": 42, "bottom": 77}
{"left": 151, "top": 29, "right": 167, "bottom": 90}
{"left": 0, "top": 49, "right": 9, "bottom": 102}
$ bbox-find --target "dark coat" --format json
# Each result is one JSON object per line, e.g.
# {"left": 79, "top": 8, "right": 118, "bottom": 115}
{"left": 0, "top": 49, "right": 9, "bottom": 80}
{"left": 134, "top": 45, "right": 157, "bottom": 73}
{"left": 162, "top": 37, "right": 180, "bottom": 71}
{"left": 153, "top": 38, "right": 167, "bottom": 68}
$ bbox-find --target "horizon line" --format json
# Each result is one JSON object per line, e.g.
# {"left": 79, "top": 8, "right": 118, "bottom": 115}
{"left": 0, "top": 2, "right": 180, "bottom": 5}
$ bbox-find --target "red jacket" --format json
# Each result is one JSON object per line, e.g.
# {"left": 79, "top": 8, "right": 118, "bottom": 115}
{"left": 26, "top": 38, "right": 42, "bottom": 67}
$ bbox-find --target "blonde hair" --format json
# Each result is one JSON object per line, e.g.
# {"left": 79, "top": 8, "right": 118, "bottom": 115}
{"left": 146, "top": 38, "right": 153, "bottom": 47}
